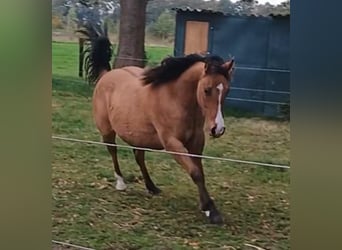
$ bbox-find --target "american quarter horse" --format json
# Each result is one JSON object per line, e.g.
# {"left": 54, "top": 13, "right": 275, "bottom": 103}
{"left": 84, "top": 36, "right": 234, "bottom": 224}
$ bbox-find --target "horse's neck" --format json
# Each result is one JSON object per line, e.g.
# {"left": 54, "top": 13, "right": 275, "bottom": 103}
{"left": 173, "top": 62, "right": 205, "bottom": 115}
{"left": 177, "top": 62, "right": 203, "bottom": 95}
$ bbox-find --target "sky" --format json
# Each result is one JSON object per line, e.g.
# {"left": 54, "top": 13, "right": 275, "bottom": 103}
{"left": 230, "top": 0, "right": 286, "bottom": 5}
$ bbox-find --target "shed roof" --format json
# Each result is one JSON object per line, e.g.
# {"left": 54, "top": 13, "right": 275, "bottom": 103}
{"left": 172, "top": 7, "right": 289, "bottom": 18}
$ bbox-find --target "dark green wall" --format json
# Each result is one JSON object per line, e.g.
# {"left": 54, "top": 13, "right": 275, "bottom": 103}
{"left": 174, "top": 11, "right": 290, "bottom": 117}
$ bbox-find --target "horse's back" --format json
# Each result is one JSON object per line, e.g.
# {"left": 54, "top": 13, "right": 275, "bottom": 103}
{"left": 96, "top": 66, "right": 143, "bottom": 89}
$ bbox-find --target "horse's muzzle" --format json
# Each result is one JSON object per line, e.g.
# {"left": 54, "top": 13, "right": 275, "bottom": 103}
{"left": 210, "top": 126, "right": 225, "bottom": 138}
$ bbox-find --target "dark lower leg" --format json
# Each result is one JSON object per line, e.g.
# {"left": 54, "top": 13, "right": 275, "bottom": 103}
{"left": 103, "top": 133, "right": 126, "bottom": 190}
{"left": 133, "top": 149, "right": 160, "bottom": 194}
{"left": 190, "top": 167, "right": 223, "bottom": 224}
{"left": 161, "top": 136, "right": 222, "bottom": 223}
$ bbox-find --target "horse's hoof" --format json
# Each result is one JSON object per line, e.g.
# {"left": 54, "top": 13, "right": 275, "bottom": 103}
{"left": 115, "top": 182, "right": 127, "bottom": 191}
{"left": 208, "top": 211, "right": 224, "bottom": 225}
{"left": 148, "top": 186, "right": 161, "bottom": 195}
{"left": 115, "top": 174, "right": 127, "bottom": 191}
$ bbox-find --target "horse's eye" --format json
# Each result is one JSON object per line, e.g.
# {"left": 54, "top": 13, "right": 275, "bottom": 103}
{"left": 204, "top": 87, "right": 212, "bottom": 96}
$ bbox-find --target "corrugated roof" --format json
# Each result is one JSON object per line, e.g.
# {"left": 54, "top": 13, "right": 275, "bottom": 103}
{"left": 171, "top": 7, "right": 289, "bottom": 18}
{"left": 172, "top": 7, "right": 225, "bottom": 15}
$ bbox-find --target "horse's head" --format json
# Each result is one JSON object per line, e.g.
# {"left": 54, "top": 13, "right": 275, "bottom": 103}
{"left": 197, "top": 57, "right": 235, "bottom": 138}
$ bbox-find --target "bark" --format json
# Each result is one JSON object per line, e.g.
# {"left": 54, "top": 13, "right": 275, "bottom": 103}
{"left": 114, "top": 0, "right": 148, "bottom": 68}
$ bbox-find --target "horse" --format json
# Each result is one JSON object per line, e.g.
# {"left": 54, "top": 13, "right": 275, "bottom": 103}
{"left": 83, "top": 36, "right": 234, "bottom": 224}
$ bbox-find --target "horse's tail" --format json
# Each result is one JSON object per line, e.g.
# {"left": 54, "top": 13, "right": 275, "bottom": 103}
{"left": 77, "top": 23, "right": 113, "bottom": 84}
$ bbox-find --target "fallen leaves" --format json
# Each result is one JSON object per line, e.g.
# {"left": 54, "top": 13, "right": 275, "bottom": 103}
{"left": 89, "top": 178, "right": 110, "bottom": 190}
{"left": 184, "top": 239, "right": 200, "bottom": 249}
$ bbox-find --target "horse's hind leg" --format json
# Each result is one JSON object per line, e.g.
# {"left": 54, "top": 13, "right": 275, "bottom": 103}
{"left": 133, "top": 149, "right": 161, "bottom": 195}
{"left": 103, "top": 132, "right": 127, "bottom": 191}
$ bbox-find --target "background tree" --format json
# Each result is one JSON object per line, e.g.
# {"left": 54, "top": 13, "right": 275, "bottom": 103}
{"left": 273, "top": 0, "right": 290, "bottom": 15}
{"left": 66, "top": 5, "right": 78, "bottom": 38}
{"left": 114, "top": 0, "right": 149, "bottom": 68}
{"left": 234, "top": 0, "right": 256, "bottom": 15}
{"left": 149, "top": 10, "right": 175, "bottom": 40}
{"left": 53, "top": 0, "right": 290, "bottom": 72}
{"left": 217, "top": 0, "right": 235, "bottom": 13}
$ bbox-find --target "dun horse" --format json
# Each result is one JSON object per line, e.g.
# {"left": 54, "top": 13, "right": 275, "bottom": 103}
{"left": 84, "top": 36, "right": 234, "bottom": 224}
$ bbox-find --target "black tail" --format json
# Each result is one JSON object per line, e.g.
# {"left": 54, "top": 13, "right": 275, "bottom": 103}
{"left": 76, "top": 24, "right": 113, "bottom": 84}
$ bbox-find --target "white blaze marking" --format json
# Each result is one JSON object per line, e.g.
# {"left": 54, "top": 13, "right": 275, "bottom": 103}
{"left": 215, "top": 83, "right": 225, "bottom": 135}
{"left": 204, "top": 210, "right": 210, "bottom": 217}
{"left": 115, "top": 173, "right": 127, "bottom": 190}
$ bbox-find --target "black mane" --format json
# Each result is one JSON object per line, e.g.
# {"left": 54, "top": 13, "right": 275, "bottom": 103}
{"left": 142, "top": 54, "right": 228, "bottom": 86}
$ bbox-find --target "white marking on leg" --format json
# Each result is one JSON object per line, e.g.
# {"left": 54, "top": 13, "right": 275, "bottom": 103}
{"left": 215, "top": 83, "right": 225, "bottom": 134}
{"left": 115, "top": 173, "right": 127, "bottom": 190}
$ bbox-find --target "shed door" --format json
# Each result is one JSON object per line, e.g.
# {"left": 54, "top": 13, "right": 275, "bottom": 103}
{"left": 184, "top": 21, "right": 209, "bottom": 55}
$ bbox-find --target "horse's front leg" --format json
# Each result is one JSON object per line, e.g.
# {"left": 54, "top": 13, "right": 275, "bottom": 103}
{"left": 162, "top": 136, "right": 223, "bottom": 224}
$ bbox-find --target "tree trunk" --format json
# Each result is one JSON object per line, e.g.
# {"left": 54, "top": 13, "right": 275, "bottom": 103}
{"left": 114, "top": 0, "right": 148, "bottom": 68}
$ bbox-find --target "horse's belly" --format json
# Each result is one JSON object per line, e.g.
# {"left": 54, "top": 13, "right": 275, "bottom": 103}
{"left": 109, "top": 111, "right": 163, "bottom": 149}
{"left": 105, "top": 84, "right": 162, "bottom": 148}
{"left": 117, "top": 127, "right": 164, "bottom": 150}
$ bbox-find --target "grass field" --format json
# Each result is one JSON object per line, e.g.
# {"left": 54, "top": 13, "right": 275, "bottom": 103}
{"left": 52, "top": 41, "right": 173, "bottom": 77}
{"left": 52, "top": 42, "right": 290, "bottom": 250}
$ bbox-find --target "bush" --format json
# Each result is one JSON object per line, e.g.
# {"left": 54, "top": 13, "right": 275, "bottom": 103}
{"left": 52, "top": 15, "right": 64, "bottom": 29}
{"left": 149, "top": 10, "right": 175, "bottom": 40}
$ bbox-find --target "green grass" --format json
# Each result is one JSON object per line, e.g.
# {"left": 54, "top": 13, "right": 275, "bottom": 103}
{"left": 52, "top": 41, "right": 173, "bottom": 77}
{"left": 52, "top": 42, "right": 290, "bottom": 250}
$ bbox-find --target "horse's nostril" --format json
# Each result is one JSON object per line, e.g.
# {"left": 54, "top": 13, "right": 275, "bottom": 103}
{"left": 211, "top": 126, "right": 217, "bottom": 135}
{"left": 221, "top": 127, "right": 226, "bottom": 134}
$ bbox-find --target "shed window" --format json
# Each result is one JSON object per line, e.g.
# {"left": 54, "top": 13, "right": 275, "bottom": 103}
{"left": 184, "top": 21, "right": 209, "bottom": 55}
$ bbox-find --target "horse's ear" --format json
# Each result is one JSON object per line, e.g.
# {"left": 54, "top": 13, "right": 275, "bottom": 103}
{"left": 204, "top": 62, "right": 210, "bottom": 74}
{"left": 204, "top": 61, "right": 219, "bottom": 75}
{"left": 223, "top": 59, "right": 235, "bottom": 76}
{"left": 204, "top": 62, "right": 215, "bottom": 75}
